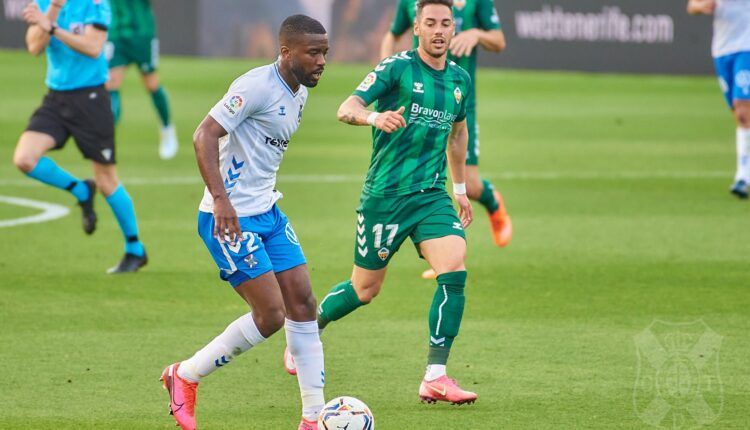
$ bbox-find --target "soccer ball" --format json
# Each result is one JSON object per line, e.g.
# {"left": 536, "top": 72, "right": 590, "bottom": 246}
{"left": 318, "top": 396, "right": 374, "bottom": 430}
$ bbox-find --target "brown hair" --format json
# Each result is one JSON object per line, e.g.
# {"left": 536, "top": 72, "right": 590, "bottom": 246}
{"left": 416, "top": 0, "right": 454, "bottom": 17}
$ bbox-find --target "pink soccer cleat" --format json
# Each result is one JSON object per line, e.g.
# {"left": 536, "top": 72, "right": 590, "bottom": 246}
{"left": 160, "top": 363, "right": 198, "bottom": 430}
{"left": 298, "top": 418, "right": 318, "bottom": 430}
{"left": 284, "top": 346, "right": 297, "bottom": 375}
{"left": 419, "top": 375, "right": 478, "bottom": 405}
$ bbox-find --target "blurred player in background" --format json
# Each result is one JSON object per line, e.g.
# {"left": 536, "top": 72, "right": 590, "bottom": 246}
{"left": 287, "top": 0, "right": 478, "bottom": 406}
{"left": 14, "top": 0, "right": 148, "bottom": 274}
{"left": 105, "top": 0, "right": 178, "bottom": 159}
{"left": 160, "top": 15, "right": 328, "bottom": 430}
{"left": 688, "top": 0, "right": 750, "bottom": 199}
{"left": 382, "top": 0, "right": 511, "bottom": 280}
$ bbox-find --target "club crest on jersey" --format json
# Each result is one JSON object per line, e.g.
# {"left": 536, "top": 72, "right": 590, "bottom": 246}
{"left": 357, "top": 72, "right": 377, "bottom": 92}
{"left": 377, "top": 247, "right": 390, "bottom": 261}
{"left": 454, "top": 87, "right": 462, "bottom": 104}
{"left": 454, "top": 0, "right": 466, "bottom": 10}
{"left": 413, "top": 82, "right": 424, "bottom": 94}
{"left": 224, "top": 95, "right": 243, "bottom": 116}
{"left": 279, "top": 105, "right": 287, "bottom": 116}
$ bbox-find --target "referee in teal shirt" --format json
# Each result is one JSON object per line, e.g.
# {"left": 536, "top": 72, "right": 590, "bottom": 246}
{"left": 13, "top": 0, "right": 147, "bottom": 274}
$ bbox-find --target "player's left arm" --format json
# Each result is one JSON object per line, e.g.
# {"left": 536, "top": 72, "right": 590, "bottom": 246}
{"left": 447, "top": 119, "right": 473, "bottom": 227}
{"left": 450, "top": 0, "right": 506, "bottom": 57}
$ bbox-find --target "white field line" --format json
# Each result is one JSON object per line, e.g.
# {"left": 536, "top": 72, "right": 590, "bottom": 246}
{"left": 0, "top": 171, "right": 732, "bottom": 188}
{"left": 0, "top": 195, "right": 70, "bottom": 228}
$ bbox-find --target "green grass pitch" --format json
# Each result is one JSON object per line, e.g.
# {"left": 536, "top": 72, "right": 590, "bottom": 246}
{"left": 0, "top": 49, "right": 748, "bottom": 429}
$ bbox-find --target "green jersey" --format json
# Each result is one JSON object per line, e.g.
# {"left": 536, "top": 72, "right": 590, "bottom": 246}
{"left": 108, "top": 0, "right": 156, "bottom": 40}
{"left": 390, "top": 0, "right": 500, "bottom": 93}
{"left": 353, "top": 49, "right": 472, "bottom": 198}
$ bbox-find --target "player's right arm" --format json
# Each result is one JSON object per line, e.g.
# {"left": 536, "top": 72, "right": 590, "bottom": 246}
{"left": 193, "top": 116, "right": 242, "bottom": 245}
{"left": 687, "top": 0, "right": 716, "bottom": 15}
{"left": 380, "top": 0, "right": 412, "bottom": 60}
{"left": 23, "top": 1, "right": 63, "bottom": 55}
{"left": 337, "top": 96, "right": 406, "bottom": 133}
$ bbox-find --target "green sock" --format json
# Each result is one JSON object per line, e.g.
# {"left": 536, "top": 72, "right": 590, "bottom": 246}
{"left": 477, "top": 179, "right": 500, "bottom": 214}
{"left": 150, "top": 86, "right": 171, "bottom": 127}
{"left": 110, "top": 90, "right": 121, "bottom": 124}
{"left": 317, "top": 280, "right": 363, "bottom": 329}
{"left": 428, "top": 271, "right": 467, "bottom": 365}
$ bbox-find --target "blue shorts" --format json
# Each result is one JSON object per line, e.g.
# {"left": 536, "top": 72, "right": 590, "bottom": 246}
{"left": 714, "top": 51, "right": 750, "bottom": 108}
{"left": 198, "top": 205, "right": 306, "bottom": 288}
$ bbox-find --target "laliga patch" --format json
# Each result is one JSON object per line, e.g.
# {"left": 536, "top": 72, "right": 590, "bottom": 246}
{"left": 454, "top": 87, "right": 462, "bottom": 104}
{"left": 357, "top": 72, "right": 377, "bottom": 92}
{"left": 377, "top": 247, "right": 390, "bottom": 261}
{"left": 223, "top": 95, "right": 244, "bottom": 116}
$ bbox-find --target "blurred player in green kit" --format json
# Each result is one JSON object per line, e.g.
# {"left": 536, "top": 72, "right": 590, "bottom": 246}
{"left": 105, "top": 0, "right": 178, "bottom": 159}
{"left": 382, "top": 0, "right": 510, "bottom": 279}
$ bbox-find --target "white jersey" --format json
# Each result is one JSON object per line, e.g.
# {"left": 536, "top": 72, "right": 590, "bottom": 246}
{"left": 713, "top": 0, "right": 750, "bottom": 58}
{"left": 199, "top": 63, "right": 308, "bottom": 217}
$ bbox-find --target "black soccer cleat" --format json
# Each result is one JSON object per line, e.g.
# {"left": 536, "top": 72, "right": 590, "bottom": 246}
{"left": 78, "top": 179, "right": 98, "bottom": 234}
{"left": 730, "top": 179, "right": 748, "bottom": 199}
{"left": 107, "top": 252, "right": 148, "bottom": 274}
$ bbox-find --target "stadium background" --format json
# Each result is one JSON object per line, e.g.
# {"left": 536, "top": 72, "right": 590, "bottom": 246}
{"left": 1, "top": 1, "right": 748, "bottom": 429}
{"left": 2, "top": 0, "right": 714, "bottom": 73}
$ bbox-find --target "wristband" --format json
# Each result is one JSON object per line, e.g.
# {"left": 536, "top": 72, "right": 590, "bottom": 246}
{"left": 366, "top": 112, "right": 380, "bottom": 126}
{"left": 453, "top": 183, "right": 467, "bottom": 195}
{"left": 49, "top": 24, "right": 57, "bottom": 35}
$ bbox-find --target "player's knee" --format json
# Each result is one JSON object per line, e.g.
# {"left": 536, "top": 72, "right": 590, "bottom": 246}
{"left": 289, "top": 293, "right": 317, "bottom": 320}
{"left": 353, "top": 281, "right": 381, "bottom": 304}
{"left": 734, "top": 104, "right": 750, "bottom": 128}
{"left": 466, "top": 180, "right": 483, "bottom": 200}
{"left": 12, "top": 149, "right": 38, "bottom": 173}
{"left": 254, "top": 306, "right": 286, "bottom": 336}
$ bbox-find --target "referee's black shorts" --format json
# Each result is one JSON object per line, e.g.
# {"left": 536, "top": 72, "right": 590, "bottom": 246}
{"left": 26, "top": 84, "right": 116, "bottom": 165}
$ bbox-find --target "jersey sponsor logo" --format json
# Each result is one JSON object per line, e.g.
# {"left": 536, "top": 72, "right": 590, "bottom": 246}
{"left": 357, "top": 72, "right": 377, "bottom": 91}
{"left": 736, "top": 70, "right": 750, "bottom": 95}
{"left": 413, "top": 82, "right": 424, "bottom": 93}
{"left": 409, "top": 102, "right": 458, "bottom": 129}
{"left": 224, "top": 95, "right": 244, "bottom": 116}
{"left": 264, "top": 136, "right": 290, "bottom": 152}
{"left": 454, "top": 87, "right": 463, "bottom": 104}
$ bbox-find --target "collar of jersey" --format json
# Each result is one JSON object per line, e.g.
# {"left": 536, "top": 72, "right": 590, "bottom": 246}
{"left": 414, "top": 49, "right": 448, "bottom": 78}
{"left": 273, "top": 62, "right": 299, "bottom": 98}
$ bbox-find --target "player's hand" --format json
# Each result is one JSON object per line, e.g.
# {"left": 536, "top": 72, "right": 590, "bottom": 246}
{"left": 450, "top": 29, "right": 480, "bottom": 58}
{"left": 374, "top": 106, "right": 407, "bottom": 133}
{"left": 689, "top": 0, "right": 716, "bottom": 14}
{"left": 455, "top": 193, "right": 473, "bottom": 228}
{"left": 213, "top": 195, "right": 243, "bottom": 245}
{"left": 23, "top": 3, "right": 51, "bottom": 31}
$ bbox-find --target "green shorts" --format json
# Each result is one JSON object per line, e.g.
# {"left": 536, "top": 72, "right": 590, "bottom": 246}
{"left": 353, "top": 189, "right": 466, "bottom": 270}
{"left": 106, "top": 36, "right": 159, "bottom": 74}
{"left": 466, "top": 105, "right": 480, "bottom": 166}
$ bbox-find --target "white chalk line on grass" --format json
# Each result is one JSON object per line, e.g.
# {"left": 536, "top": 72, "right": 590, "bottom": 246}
{"left": 0, "top": 171, "right": 733, "bottom": 188}
{"left": 0, "top": 195, "right": 70, "bottom": 228}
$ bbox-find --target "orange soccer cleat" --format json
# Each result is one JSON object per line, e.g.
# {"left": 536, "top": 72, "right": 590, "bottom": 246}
{"left": 488, "top": 190, "right": 512, "bottom": 247}
{"left": 160, "top": 363, "right": 198, "bottom": 430}
{"left": 419, "top": 375, "right": 478, "bottom": 405}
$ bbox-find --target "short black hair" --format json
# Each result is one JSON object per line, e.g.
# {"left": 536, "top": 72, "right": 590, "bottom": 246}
{"left": 279, "top": 14, "right": 326, "bottom": 44}
{"left": 417, "top": 0, "right": 454, "bottom": 16}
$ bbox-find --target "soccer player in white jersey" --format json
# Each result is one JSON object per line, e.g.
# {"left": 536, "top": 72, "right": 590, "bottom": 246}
{"left": 689, "top": 0, "right": 750, "bottom": 198}
{"left": 159, "top": 15, "right": 328, "bottom": 430}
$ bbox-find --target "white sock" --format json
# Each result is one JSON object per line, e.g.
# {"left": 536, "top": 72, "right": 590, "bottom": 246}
{"left": 736, "top": 128, "right": 750, "bottom": 182}
{"left": 424, "top": 364, "right": 447, "bottom": 381}
{"left": 285, "top": 319, "right": 325, "bottom": 421}
{"left": 178, "top": 312, "right": 266, "bottom": 382}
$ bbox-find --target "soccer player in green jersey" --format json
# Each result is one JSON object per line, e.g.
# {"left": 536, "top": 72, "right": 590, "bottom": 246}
{"left": 382, "top": 0, "right": 511, "bottom": 279}
{"left": 105, "top": 0, "right": 178, "bottom": 159}
{"left": 285, "top": 0, "right": 479, "bottom": 405}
